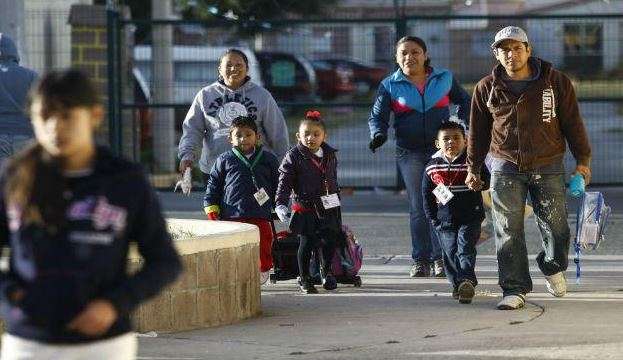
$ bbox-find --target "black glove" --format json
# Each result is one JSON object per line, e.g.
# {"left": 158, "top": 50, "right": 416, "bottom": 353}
{"left": 368, "top": 133, "right": 387, "bottom": 153}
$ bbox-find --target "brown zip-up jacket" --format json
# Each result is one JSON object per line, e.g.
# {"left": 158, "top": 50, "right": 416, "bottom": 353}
{"left": 467, "top": 58, "right": 591, "bottom": 174}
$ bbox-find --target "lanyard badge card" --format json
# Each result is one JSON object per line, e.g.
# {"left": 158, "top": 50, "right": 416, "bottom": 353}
{"left": 311, "top": 157, "right": 340, "bottom": 210}
{"left": 433, "top": 183, "right": 454, "bottom": 205}
{"left": 232, "top": 147, "right": 269, "bottom": 206}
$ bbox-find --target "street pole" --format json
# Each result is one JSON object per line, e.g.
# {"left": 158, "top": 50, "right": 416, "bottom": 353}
{"left": 151, "top": 0, "right": 176, "bottom": 173}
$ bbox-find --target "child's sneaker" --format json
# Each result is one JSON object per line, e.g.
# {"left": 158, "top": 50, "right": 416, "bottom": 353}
{"left": 544, "top": 271, "right": 566, "bottom": 297}
{"left": 432, "top": 259, "right": 445, "bottom": 278}
{"left": 457, "top": 280, "right": 475, "bottom": 304}
{"left": 298, "top": 276, "right": 318, "bottom": 294}
{"left": 496, "top": 294, "right": 525, "bottom": 310}
{"left": 409, "top": 261, "right": 430, "bottom": 277}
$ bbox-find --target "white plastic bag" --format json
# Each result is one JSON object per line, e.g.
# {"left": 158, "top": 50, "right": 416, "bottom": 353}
{"left": 174, "top": 167, "right": 192, "bottom": 195}
{"left": 575, "top": 191, "right": 610, "bottom": 250}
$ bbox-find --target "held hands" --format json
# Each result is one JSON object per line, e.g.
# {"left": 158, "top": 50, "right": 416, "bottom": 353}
{"left": 575, "top": 164, "right": 591, "bottom": 186}
{"left": 368, "top": 134, "right": 387, "bottom": 153}
{"left": 206, "top": 212, "right": 219, "bottom": 220}
{"left": 465, "top": 172, "right": 484, "bottom": 191}
{"left": 67, "top": 299, "right": 118, "bottom": 337}
{"left": 275, "top": 205, "right": 290, "bottom": 223}
{"left": 178, "top": 159, "right": 193, "bottom": 174}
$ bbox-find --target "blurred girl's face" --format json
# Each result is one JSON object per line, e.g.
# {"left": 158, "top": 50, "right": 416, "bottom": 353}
{"left": 30, "top": 99, "right": 102, "bottom": 158}
{"left": 296, "top": 121, "right": 326, "bottom": 152}
{"left": 219, "top": 53, "right": 248, "bottom": 89}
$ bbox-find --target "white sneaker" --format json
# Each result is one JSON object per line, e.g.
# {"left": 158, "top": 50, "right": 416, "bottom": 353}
{"left": 496, "top": 294, "right": 525, "bottom": 310}
{"left": 260, "top": 271, "right": 269, "bottom": 285}
{"left": 544, "top": 271, "right": 567, "bottom": 297}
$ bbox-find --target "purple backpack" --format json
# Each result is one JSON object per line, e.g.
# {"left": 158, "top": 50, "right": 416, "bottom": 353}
{"left": 331, "top": 225, "right": 363, "bottom": 277}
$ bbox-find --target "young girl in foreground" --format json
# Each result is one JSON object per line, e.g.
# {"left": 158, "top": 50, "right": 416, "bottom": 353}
{"left": 275, "top": 111, "right": 341, "bottom": 294}
{"left": 0, "top": 69, "right": 181, "bottom": 359}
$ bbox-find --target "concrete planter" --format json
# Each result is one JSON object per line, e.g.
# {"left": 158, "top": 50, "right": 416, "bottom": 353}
{"left": 131, "top": 219, "right": 262, "bottom": 332}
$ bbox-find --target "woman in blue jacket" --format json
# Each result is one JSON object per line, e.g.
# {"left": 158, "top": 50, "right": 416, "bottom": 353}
{"left": 0, "top": 69, "right": 181, "bottom": 359}
{"left": 368, "top": 36, "right": 471, "bottom": 278}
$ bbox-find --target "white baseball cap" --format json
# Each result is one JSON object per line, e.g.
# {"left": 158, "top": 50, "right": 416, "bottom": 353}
{"left": 491, "top": 26, "right": 529, "bottom": 49}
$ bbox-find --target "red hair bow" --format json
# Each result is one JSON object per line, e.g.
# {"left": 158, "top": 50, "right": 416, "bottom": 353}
{"left": 305, "top": 110, "right": 321, "bottom": 120}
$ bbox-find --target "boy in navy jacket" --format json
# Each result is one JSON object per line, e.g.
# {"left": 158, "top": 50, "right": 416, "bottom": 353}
{"left": 422, "top": 121, "right": 490, "bottom": 304}
{"left": 204, "top": 115, "right": 280, "bottom": 284}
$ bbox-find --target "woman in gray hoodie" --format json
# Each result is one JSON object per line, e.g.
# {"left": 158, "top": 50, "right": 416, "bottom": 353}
{"left": 178, "top": 48, "right": 289, "bottom": 183}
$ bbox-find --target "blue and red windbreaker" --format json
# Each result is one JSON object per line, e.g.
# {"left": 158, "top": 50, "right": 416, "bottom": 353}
{"left": 368, "top": 67, "right": 471, "bottom": 150}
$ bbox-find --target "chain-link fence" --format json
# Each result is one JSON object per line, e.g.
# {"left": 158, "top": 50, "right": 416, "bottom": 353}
{"left": 114, "top": 14, "right": 623, "bottom": 186}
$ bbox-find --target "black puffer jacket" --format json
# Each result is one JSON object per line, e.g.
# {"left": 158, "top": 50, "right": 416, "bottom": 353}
{"left": 0, "top": 147, "right": 182, "bottom": 344}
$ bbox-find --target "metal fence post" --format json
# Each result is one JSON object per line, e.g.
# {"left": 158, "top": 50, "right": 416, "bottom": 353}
{"left": 106, "top": 5, "right": 121, "bottom": 156}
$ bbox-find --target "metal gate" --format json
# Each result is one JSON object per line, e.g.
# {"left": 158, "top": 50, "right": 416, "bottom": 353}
{"left": 108, "top": 12, "right": 623, "bottom": 186}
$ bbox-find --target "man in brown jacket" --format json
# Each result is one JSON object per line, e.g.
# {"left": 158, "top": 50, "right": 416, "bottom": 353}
{"left": 465, "top": 26, "right": 591, "bottom": 310}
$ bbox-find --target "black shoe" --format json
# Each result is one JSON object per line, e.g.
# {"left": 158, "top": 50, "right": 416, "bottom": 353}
{"left": 457, "top": 280, "right": 475, "bottom": 304}
{"left": 322, "top": 272, "right": 338, "bottom": 290}
{"left": 409, "top": 261, "right": 430, "bottom": 277}
{"left": 298, "top": 276, "right": 318, "bottom": 294}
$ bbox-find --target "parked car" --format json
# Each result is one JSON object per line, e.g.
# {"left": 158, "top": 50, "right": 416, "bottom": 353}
{"left": 319, "top": 58, "right": 388, "bottom": 93}
{"left": 255, "top": 51, "right": 317, "bottom": 103}
{"left": 310, "top": 60, "right": 356, "bottom": 100}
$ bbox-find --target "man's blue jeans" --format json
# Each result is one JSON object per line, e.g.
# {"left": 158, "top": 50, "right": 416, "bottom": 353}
{"left": 490, "top": 172, "right": 570, "bottom": 296}
{"left": 396, "top": 146, "right": 441, "bottom": 262}
{"left": 435, "top": 220, "right": 481, "bottom": 289}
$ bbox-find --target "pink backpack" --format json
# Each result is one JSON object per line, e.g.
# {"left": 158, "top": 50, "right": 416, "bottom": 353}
{"left": 331, "top": 225, "right": 363, "bottom": 277}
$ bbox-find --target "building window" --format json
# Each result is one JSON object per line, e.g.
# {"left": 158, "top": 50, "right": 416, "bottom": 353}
{"left": 563, "top": 23, "right": 602, "bottom": 75}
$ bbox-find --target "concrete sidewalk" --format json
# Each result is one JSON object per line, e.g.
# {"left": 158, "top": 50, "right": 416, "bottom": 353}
{"left": 138, "top": 256, "right": 623, "bottom": 360}
{"left": 148, "top": 188, "right": 623, "bottom": 359}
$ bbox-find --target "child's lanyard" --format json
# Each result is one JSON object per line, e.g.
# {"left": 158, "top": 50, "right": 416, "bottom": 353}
{"left": 309, "top": 156, "right": 330, "bottom": 195}
{"left": 232, "top": 147, "right": 264, "bottom": 190}
{"left": 445, "top": 162, "right": 462, "bottom": 187}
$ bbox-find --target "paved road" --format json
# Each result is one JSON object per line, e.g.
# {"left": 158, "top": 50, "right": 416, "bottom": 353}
{"left": 138, "top": 256, "right": 623, "bottom": 360}
{"left": 142, "top": 189, "right": 623, "bottom": 359}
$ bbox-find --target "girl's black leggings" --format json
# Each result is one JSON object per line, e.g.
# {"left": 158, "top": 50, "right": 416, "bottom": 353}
{"left": 297, "top": 229, "right": 338, "bottom": 277}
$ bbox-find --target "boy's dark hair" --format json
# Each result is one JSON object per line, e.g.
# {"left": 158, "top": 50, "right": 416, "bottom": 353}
{"left": 230, "top": 115, "right": 258, "bottom": 134}
{"left": 300, "top": 110, "right": 326, "bottom": 131}
{"left": 437, "top": 121, "right": 465, "bottom": 137}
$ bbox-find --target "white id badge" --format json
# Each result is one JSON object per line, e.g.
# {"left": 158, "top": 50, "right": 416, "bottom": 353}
{"left": 321, "top": 193, "right": 341, "bottom": 209}
{"left": 433, "top": 184, "right": 454, "bottom": 205}
{"left": 254, "top": 188, "right": 270, "bottom": 206}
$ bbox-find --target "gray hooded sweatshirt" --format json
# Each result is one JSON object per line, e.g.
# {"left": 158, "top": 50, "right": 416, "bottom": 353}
{"left": 178, "top": 78, "right": 290, "bottom": 174}
{"left": 0, "top": 33, "right": 37, "bottom": 136}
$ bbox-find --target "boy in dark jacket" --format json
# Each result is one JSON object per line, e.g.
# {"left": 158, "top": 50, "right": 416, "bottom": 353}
{"left": 204, "top": 115, "right": 280, "bottom": 284}
{"left": 422, "top": 121, "right": 490, "bottom": 304}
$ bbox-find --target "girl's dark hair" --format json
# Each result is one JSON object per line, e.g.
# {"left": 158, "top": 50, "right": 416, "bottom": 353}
{"left": 29, "top": 68, "right": 101, "bottom": 116}
{"left": 219, "top": 48, "right": 249, "bottom": 70}
{"left": 230, "top": 115, "right": 258, "bottom": 134}
{"left": 396, "top": 36, "right": 431, "bottom": 68}
{"left": 300, "top": 110, "right": 326, "bottom": 131}
{"left": 5, "top": 69, "right": 100, "bottom": 230}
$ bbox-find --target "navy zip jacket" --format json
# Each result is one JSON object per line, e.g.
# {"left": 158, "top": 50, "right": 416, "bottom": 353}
{"left": 422, "top": 150, "right": 490, "bottom": 226}
{"left": 204, "top": 146, "right": 280, "bottom": 220}
{"left": 0, "top": 147, "right": 182, "bottom": 344}
{"left": 368, "top": 67, "right": 470, "bottom": 150}
{"left": 275, "top": 142, "right": 339, "bottom": 210}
